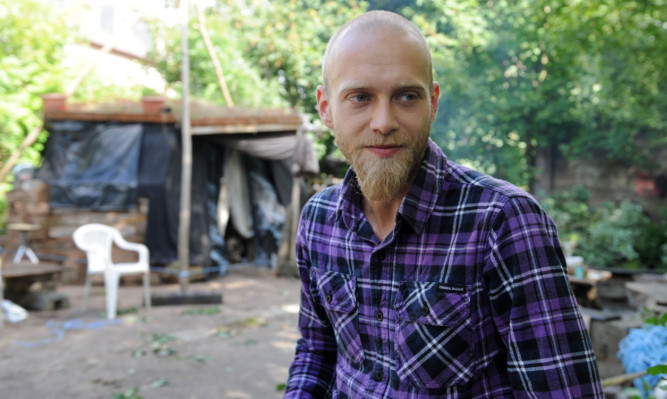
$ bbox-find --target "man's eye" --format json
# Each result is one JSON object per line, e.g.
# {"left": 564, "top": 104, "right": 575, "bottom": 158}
{"left": 398, "top": 93, "right": 418, "bottom": 101}
{"left": 349, "top": 94, "right": 369, "bottom": 103}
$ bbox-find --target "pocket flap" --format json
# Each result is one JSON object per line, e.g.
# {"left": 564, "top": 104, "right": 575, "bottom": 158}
{"left": 394, "top": 282, "right": 469, "bottom": 326}
{"left": 314, "top": 269, "right": 358, "bottom": 313}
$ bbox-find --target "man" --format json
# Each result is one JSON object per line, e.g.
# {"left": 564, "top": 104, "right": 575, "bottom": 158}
{"left": 285, "top": 10, "right": 603, "bottom": 398}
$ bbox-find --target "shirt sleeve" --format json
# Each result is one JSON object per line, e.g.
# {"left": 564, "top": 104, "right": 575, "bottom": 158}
{"left": 284, "top": 208, "right": 338, "bottom": 398}
{"left": 484, "top": 195, "right": 604, "bottom": 398}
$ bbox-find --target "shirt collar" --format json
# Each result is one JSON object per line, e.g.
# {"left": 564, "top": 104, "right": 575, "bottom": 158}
{"left": 333, "top": 138, "right": 448, "bottom": 235}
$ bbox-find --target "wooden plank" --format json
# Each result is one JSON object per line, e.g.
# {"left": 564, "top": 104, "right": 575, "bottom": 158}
{"left": 2, "top": 263, "right": 63, "bottom": 279}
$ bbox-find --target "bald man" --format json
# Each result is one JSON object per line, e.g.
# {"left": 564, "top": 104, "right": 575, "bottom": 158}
{"left": 284, "top": 11, "right": 603, "bottom": 398}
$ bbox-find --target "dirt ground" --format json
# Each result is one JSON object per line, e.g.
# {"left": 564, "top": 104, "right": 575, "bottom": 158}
{"left": 0, "top": 267, "right": 301, "bottom": 399}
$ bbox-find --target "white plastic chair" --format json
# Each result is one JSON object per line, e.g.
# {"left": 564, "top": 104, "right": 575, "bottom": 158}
{"left": 73, "top": 223, "right": 151, "bottom": 319}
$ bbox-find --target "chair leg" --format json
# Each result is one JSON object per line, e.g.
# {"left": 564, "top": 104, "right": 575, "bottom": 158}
{"left": 143, "top": 272, "right": 151, "bottom": 309}
{"left": 104, "top": 269, "right": 120, "bottom": 320}
{"left": 81, "top": 273, "right": 92, "bottom": 313}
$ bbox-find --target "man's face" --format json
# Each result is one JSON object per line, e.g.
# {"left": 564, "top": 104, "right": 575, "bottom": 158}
{"left": 317, "top": 28, "right": 439, "bottom": 203}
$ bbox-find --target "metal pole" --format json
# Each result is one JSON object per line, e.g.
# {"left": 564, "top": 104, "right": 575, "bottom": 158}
{"left": 178, "top": 0, "right": 192, "bottom": 294}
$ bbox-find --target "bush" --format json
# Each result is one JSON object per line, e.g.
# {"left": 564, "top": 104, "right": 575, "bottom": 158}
{"left": 539, "top": 186, "right": 593, "bottom": 254}
{"left": 541, "top": 188, "right": 667, "bottom": 271}
{"left": 578, "top": 201, "right": 650, "bottom": 268}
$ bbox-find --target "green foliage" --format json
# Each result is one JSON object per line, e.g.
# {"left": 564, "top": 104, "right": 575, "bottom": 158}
{"left": 541, "top": 189, "right": 667, "bottom": 271}
{"left": 1, "top": 0, "right": 664, "bottom": 229}
{"left": 182, "top": 306, "right": 221, "bottom": 315}
{"left": 0, "top": 0, "right": 72, "bottom": 227}
{"left": 0, "top": 0, "right": 68, "bottom": 159}
{"left": 426, "top": 0, "right": 666, "bottom": 187}
{"left": 578, "top": 201, "right": 652, "bottom": 268}
{"left": 648, "top": 364, "right": 667, "bottom": 376}
{"left": 539, "top": 186, "right": 592, "bottom": 245}
{"left": 644, "top": 311, "right": 667, "bottom": 328}
{"left": 145, "top": 0, "right": 365, "bottom": 113}
{"left": 111, "top": 387, "right": 143, "bottom": 399}
{"left": 150, "top": 333, "right": 177, "bottom": 356}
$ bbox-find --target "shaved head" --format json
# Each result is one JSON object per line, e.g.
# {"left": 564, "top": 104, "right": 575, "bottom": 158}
{"left": 322, "top": 11, "right": 433, "bottom": 91}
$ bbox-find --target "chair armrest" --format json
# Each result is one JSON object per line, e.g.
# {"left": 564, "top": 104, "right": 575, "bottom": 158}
{"left": 114, "top": 236, "right": 150, "bottom": 265}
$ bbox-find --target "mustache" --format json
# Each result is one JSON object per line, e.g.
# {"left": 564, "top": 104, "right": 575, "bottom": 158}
{"left": 357, "top": 139, "right": 405, "bottom": 147}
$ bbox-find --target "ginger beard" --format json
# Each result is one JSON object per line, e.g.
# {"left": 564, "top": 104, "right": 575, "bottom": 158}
{"left": 335, "top": 129, "right": 430, "bottom": 203}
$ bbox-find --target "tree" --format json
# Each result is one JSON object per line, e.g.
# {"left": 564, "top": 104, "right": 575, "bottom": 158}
{"left": 422, "top": 0, "right": 666, "bottom": 190}
{"left": 146, "top": 0, "right": 365, "bottom": 113}
{"left": 0, "top": 0, "right": 72, "bottom": 225}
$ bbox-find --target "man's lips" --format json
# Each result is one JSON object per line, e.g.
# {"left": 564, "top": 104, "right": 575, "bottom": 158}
{"left": 364, "top": 145, "right": 402, "bottom": 157}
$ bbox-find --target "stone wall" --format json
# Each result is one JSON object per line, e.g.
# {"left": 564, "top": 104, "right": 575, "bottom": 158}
{"left": 535, "top": 148, "right": 667, "bottom": 218}
{"left": 3, "top": 179, "right": 147, "bottom": 284}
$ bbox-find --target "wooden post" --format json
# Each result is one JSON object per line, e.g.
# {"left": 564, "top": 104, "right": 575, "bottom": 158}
{"left": 178, "top": 0, "right": 192, "bottom": 294}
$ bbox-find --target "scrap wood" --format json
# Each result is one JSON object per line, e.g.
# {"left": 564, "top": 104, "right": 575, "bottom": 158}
{"left": 601, "top": 362, "right": 667, "bottom": 387}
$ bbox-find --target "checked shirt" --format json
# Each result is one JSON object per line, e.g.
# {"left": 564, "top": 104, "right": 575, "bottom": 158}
{"left": 285, "top": 139, "right": 603, "bottom": 398}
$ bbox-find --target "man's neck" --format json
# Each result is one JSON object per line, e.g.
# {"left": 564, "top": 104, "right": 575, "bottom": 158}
{"left": 362, "top": 192, "right": 405, "bottom": 242}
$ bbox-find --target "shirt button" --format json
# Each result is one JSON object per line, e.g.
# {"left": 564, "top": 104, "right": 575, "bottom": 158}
{"left": 373, "top": 371, "right": 384, "bottom": 381}
{"left": 377, "top": 252, "right": 386, "bottom": 261}
{"left": 376, "top": 311, "right": 384, "bottom": 321}
{"left": 325, "top": 295, "right": 332, "bottom": 303}
{"left": 420, "top": 306, "right": 429, "bottom": 316}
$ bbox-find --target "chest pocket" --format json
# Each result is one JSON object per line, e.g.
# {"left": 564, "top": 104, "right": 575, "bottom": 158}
{"left": 312, "top": 269, "right": 365, "bottom": 365}
{"left": 393, "top": 282, "right": 474, "bottom": 388}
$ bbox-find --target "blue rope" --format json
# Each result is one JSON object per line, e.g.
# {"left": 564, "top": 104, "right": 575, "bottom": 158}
{"left": 150, "top": 264, "right": 230, "bottom": 276}
{"left": 14, "top": 318, "right": 122, "bottom": 348}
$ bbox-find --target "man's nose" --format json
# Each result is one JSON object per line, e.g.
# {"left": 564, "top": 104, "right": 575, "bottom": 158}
{"left": 369, "top": 99, "right": 398, "bottom": 135}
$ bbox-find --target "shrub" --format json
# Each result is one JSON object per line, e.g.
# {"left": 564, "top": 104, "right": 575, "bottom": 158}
{"left": 541, "top": 188, "right": 667, "bottom": 271}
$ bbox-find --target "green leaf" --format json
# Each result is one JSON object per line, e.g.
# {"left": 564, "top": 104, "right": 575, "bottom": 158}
{"left": 647, "top": 365, "right": 667, "bottom": 376}
{"left": 151, "top": 378, "right": 169, "bottom": 388}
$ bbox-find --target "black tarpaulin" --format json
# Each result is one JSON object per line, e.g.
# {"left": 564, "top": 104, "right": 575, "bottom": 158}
{"left": 37, "top": 119, "right": 295, "bottom": 273}
{"left": 37, "top": 121, "right": 142, "bottom": 210}
{"left": 137, "top": 123, "right": 181, "bottom": 265}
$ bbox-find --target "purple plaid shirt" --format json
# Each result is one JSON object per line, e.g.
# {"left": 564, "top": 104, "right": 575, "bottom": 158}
{"left": 285, "top": 139, "right": 603, "bottom": 398}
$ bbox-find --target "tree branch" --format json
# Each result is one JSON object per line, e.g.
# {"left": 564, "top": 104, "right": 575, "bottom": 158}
{"left": 195, "top": 4, "right": 234, "bottom": 107}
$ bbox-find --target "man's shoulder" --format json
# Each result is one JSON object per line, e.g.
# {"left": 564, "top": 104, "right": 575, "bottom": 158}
{"left": 302, "top": 183, "right": 343, "bottom": 217}
{"left": 444, "top": 160, "right": 535, "bottom": 203}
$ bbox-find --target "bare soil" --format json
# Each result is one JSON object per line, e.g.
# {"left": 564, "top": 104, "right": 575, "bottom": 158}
{"left": 0, "top": 267, "right": 301, "bottom": 399}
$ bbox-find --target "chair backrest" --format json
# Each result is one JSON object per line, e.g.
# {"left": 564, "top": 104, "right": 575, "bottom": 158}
{"left": 73, "top": 223, "right": 120, "bottom": 273}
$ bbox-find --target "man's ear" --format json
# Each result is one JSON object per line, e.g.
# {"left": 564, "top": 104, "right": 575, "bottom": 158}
{"left": 430, "top": 82, "right": 440, "bottom": 123}
{"left": 316, "top": 85, "right": 334, "bottom": 129}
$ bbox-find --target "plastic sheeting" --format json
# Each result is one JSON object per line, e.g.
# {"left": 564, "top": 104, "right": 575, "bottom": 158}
{"left": 37, "top": 120, "right": 301, "bottom": 271}
{"left": 248, "top": 157, "right": 286, "bottom": 267}
{"left": 37, "top": 121, "right": 142, "bottom": 210}
{"left": 226, "top": 136, "right": 296, "bottom": 160}
{"left": 137, "top": 123, "right": 181, "bottom": 265}
{"left": 217, "top": 148, "right": 254, "bottom": 239}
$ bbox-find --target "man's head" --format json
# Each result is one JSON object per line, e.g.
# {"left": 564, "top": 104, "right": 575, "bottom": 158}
{"left": 322, "top": 11, "right": 434, "bottom": 90}
{"left": 317, "top": 11, "right": 439, "bottom": 203}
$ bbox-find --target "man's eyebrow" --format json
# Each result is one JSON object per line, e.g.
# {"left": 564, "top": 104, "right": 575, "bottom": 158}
{"left": 337, "top": 83, "right": 370, "bottom": 93}
{"left": 393, "top": 85, "right": 428, "bottom": 94}
{"left": 337, "top": 83, "right": 429, "bottom": 94}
